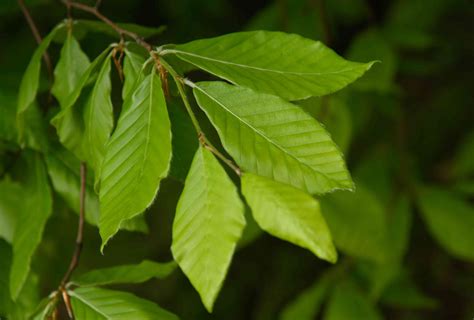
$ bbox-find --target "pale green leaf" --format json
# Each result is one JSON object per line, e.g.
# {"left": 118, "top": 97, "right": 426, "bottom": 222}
{"left": 82, "top": 57, "right": 114, "bottom": 189}
{"left": 10, "top": 152, "right": 52, "bottom": 300}
{"left": 45, "top": 144, "right": 147, "bottom": 233}
{"left": 51, "top": 47, "right": 112, "bottom": 160}
{"left": 99, "top": 69, "right": 171, "bottom": 250}
{"left": 193, "top": 81, "right": 353, "bottom": 194}
{"left": 51, "top": 32, "right": 91, "bottom": 108}
{"left": 242, "top": 173, "right": 337, "bottom": 262}
{"left": 172, "top": 147, "right": 246, "bottom": 312}
{"left": 16, "top": 23, "right": 63, "bottom": 144}
{"left": 417, "top": 186, "right": 474, "bottom": 261}
{"left": 71, "top": 260, "right": 176, "bottom": 287}
{"left": 69, "top": 287, "right": 179, "bottom": 320}
{"left": 324, "top": 281, "right": 382, "bottom": 320}
{"left": 320, "top": 184, "right": 388, "bottom": 263}
{"left": 122, "top": 49, "right": 146, "bottom": 100}
{"left": 164, "top": 31, "right": 375, "bottom": 100}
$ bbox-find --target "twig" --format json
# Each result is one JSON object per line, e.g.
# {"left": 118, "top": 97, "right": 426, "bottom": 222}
{"left": 63, "top": 0, "right": 153, "bottom": 52}
{"left": 60, "top": 163, "right": 86, "bottom": 287}
{"left": 17, "top": 0, "right": 54, "bottom": 83}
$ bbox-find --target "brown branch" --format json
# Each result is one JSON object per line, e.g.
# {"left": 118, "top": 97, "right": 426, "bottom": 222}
{"left": 60, "top": 162, "right": 86, "bottom": 287}
{"left": 17, "top": 0, "right": 54, "bottom": 83}
{"left": 63, "top": 0, "right": 153, "bottom": 52}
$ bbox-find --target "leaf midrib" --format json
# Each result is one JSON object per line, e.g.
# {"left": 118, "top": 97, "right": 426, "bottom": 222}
{"left": 194, "top": 85, "right": 334, "bottom": 184}
{"left": 168, "top": 49, "right": 365, "bottom": 76}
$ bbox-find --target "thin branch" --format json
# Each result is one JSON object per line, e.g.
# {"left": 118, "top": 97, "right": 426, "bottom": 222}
{"left": 63, "top": 0, "right": 153, "bottom": 52}
{"left": 17, "top": 0, "right": 54, "bottom": 83}
{"left": 60, "top": 162, "right": 86, "bottom": 287}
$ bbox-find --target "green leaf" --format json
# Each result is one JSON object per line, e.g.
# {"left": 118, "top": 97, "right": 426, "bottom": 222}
{"left": 122, "top": 49, "right": 146, "bottom": 100}
{"left": 164, "top": 31, "right": 375, "bottom": 100}
{"left": 69, "top": 287, "right": 179, "bottom": 320}
{"left": 10, "top": 151, "right": 52, "bottom": 300}
{"left": 417, "top": 186, "right": 474, "bottom": 261}
{"left": 99, "top": 69, "right": 171, "bottom": 250}
{"left": 193, "top": 81, "right": 353, "bottom": 194}
{"left": 320, "top": 184, "right": 388, "bottom": 263}
{"left": 241, "top": 173, "right": 337, "bottom": 262}
{"left": 280, "top": 271, "right": 334, "bottom": 320}
{"left": 71, "top": 260, "right": 176, "bottom": 287}
{"left": 16, "top": 23, "right": 64, "bottom": 145}
{"left": 51, "top": 47, "right": 112, "bottom": 160}
{"left": 51, "top": 32, "right": 91, "bottom": 108}
{"left": 82, "top": 57, "right": 114, "bottom": 189}
{"left": 0, "top": 179, "right": 24, "bottom": 243}
{"left": 171, "top": 147, "right": 246, "bottom": 312}
{"left": 45, "top": 144, "right": 147, "bottom": 233}
{"left": 324, "top": 281, "right": 382, "bottom": 320}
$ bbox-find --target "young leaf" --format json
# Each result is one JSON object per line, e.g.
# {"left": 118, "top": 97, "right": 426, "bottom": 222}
{"left": 417, "top": 186, "right": 474, "bottom": 261}
{"left": 171, "top": 147, "right": 246, "bottom": 312}
{"left": 82, "top": 57, "right": 114, "bottom": 189}
{"left": 193, "top": 81, "right": 353, "bottom": 195}
{"left": 16, "top": 23, "right": 64, "bottom": 144}
{"left": 51, "top": 47, "right": 112, "bottom": 160}
{"left": 71, "top": 260, "right": 176, "bottom": 287}
{"left": 69, "top": 287, "right": 179, "bottom": 320}
{"left": 51, "top": 32, "right": 91, "bottom": 108}
{"left": 320, "top": 185, "right": 388, "bottom": 263}
{"left": 99, "top": 69, "right": 171, "bottom": 250}
{"left": 241, "top": 173, "right": 337, "bottom": 263}
{"left": 122, "top": 49, "right": 146, "bottom": 100}
{"left": 164, "top": 31, "right": 375, "bottom": 100}
{"left": 10, "top": 152, "right": 52, "bottom": 300}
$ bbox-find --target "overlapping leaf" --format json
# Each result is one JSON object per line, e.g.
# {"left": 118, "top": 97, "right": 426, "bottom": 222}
{"left": 99, "top": 69, "right": 171, "bottom": 250}
{"left": 51, "top": 47, "right": 112, "bottom": 159}
{"left": 82, "top": 57, "right": 114, "bottom": 188}
{"left": 242, "top": 173, "right": 337, "bottom": 262}
{"left": 51, "top": 32, "right": 91, "bottom": 108}
{"left": 122, "top": 49, "right": 146, "bottom": 100}
{"left": 165, "top": 31, "right": 375, "bottom": 100}
{"left": 10, "top": 152, "right": 52, "bottom": 300}
{"left": 16, "top": 23, "right": 63, "bottom": 145}
{"left": 44, "top": 144, "right": 148, "bottom": 233}
{"left": 172, "top": 147, "right": 246, "bottom": 312}
{"left": 69, "top": 287, "right": 179, "bottom": 320}
{"left": 193, "top": 81, "right": 353, "bottom": 194}
{"left": 71, "top": 260, "right": 176, "bottom": 287}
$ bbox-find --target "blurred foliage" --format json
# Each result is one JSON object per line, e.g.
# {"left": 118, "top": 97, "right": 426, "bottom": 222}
{"left": 0, "top": 0, "right": 473, "bottom": 319}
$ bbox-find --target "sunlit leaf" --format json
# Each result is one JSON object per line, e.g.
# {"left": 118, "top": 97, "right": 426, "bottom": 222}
{"left": 172, "top": 147, "right": 245, "bottom": 312}
{"left": 193, "top": 81, "right": 353, "bottom": 194}
{"left": 99, "top": 69, "right": 171, "bottom": 250}
{"left": 122, "top": 48, "right": 146, "bottom": 100}
{"left": 242, "top": 173, "right": 337, "bottom": 262}
{"left": 165, "top": 31, "right": 375, "bottom": 100}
